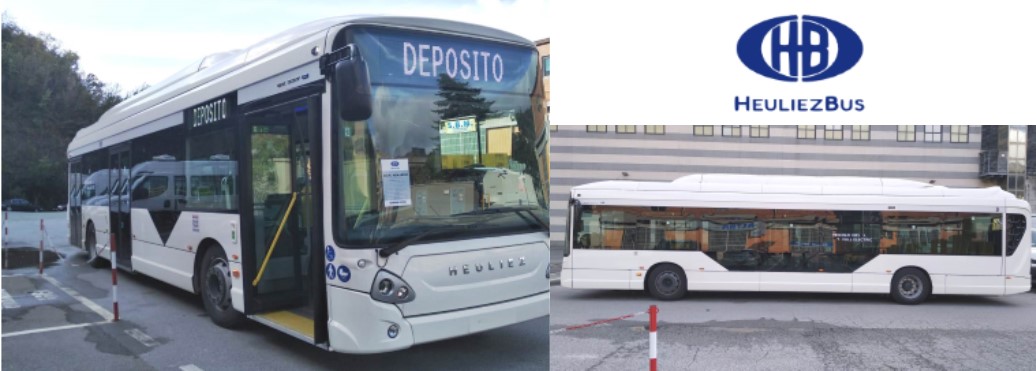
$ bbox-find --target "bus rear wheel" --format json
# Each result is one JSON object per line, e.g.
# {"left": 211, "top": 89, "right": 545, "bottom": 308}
{"left": 891, "top": 268, "right": 931, "bottom": 305}
{"left": 200, "top": 245, "right": 245, "bottom": 328}
{"left": 647, "top": 264, "right": 687, "bottom": 300}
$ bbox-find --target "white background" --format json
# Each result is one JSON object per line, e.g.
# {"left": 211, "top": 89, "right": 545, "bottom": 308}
{"left": 550, "top": 1, "right": 1036, "bottom": 125}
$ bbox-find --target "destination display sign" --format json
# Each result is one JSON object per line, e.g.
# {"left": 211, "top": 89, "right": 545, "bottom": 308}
{"left": 186, "top": 93, "right": 236, "bottom": 129}
{"left": 352, "top": 27, "right": 537, "bottom": 94}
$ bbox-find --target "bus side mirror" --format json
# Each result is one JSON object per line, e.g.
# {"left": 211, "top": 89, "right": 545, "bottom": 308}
{"left": 334, "top": 46, "right": 373, "bottom": 122}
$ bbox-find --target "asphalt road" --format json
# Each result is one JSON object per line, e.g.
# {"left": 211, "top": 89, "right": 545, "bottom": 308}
{"left": 2, "top": 212, "right": 547, "bottom": 371}
{"left": 550, "top": 285, "right": 1036, "bottom": 370}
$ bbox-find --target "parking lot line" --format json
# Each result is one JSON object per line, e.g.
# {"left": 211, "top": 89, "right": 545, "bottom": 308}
{"left": 2, "top": 321, "right": 108, "bottom": 338}
{"left": 2, "top": 288, "right": 21, "bottom": 309}
{"left": 39, "top": 274, "right": 113, "bottom": 321}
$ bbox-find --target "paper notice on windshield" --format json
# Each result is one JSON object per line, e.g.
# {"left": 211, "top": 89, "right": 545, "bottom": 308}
{"left": 381, "top": 159, "right": 412, "bottom": 207}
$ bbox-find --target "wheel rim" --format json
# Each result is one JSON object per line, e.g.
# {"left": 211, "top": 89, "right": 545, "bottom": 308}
{"left": 205, "top": 257, "right": 232, "bottom": 311}
{"left": 898, "top": 275, "right": 923, "bottom": 299}
{"left": 655, "top": 271, "right": 682, "bottom": 296}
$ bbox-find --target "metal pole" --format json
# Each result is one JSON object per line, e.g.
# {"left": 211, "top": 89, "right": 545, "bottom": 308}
{"left": 110, "top": 233, "right": 119, "bottom": 321}
{"left": 649, "top": 305, "right": 658, "bottom": 371}
{"left": 4, "top": 211, "right": 8, "bottom": 269}
{"left": 39, "top": 219, "right": 44, "bottom": 274}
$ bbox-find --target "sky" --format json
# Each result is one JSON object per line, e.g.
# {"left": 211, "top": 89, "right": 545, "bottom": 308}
{"left": 1, "top": 0, "right": 548, "bottom": 94}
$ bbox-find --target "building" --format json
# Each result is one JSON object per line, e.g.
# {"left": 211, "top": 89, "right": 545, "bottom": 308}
{"left": 548, "top": 125, "right": 1034, "bottom": 251}
{"left": 535, "top": 38, "right": 549, "bottom": 117}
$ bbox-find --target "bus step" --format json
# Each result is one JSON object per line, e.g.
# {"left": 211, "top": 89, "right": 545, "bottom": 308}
{"left": 252, "top": 310, "right": 314, "bottom": 342}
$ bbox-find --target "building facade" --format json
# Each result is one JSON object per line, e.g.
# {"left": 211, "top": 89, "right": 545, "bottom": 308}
{"left": 548, "top": 125, "right": 1033, "bottom": 250}
{"left": 535, "top": 38, "right": 549, "bottom": 117}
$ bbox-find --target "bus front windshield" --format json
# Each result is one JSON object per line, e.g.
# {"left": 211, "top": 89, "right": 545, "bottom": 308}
{"left": 334, "top": 27, "right": 549, "bottom": 248}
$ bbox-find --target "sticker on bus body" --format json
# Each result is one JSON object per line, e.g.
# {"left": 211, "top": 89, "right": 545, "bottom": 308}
{"left": 325, "top": 245, "right": 335, "bottom": 261}
{"left": 337, "top": 265, "right": 351, "bottom": 283}
{"left": 325, "top": 263, "right": 337, "bottom": 280}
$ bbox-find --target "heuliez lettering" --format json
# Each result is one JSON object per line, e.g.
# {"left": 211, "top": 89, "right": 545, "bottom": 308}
{"left": 734, "top": 96, "right": 865, "bottom": 112}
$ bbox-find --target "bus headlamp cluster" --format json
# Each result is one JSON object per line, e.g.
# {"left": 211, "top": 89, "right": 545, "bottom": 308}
{"left": 371, "top": 270, "right": 415, "bottom": 304}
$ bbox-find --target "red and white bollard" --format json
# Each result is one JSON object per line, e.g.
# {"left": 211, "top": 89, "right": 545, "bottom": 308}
{"left": 3, "top": 211, "right": 7, "bottom": 269}
{"left": 110, "top": 233, "right": 119, "bottom": 321}
{"left": 38, "top": 219, "right": 44, "bottom": 275}
{"left": 649, "top": 304, "right": 659, "bottom": 371}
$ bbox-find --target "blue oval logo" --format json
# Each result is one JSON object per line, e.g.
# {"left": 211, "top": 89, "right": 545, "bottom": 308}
{"left": 390, "top": 161, "right": 399, "bottom": 167}
{"left": 737, "top": 15, "right": 863, "bottom": 82}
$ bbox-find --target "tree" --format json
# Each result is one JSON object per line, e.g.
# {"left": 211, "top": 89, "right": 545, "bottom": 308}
{"left": 1, "top": 19, "right": 123, "bottom": 208}
{"left": 432, "top": 74, "right": 495, "bottom": 124}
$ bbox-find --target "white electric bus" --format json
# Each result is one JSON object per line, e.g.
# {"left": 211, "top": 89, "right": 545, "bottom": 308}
{"left": 560, "top": 174, "right": 1030, "bottom": 304}
{"left": 67, "top": 16, "right": 550, "bottom": 353}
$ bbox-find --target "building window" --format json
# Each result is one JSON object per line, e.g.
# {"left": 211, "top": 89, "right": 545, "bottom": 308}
{"left": 797, "top": 125, "right": 816, "bottom": 139}
{"left": 824, "top": 125, "right": 843, "bottom": 140}
{"left": 586, "top": 125, "right": 607, "bottom": 133}
{"left": 549, "top": 125, "right": 558, "bottom": 132}
{"left": 722, "top": 125, "right": 742, "bottom": 137}
{"left": 645, "top": 125, "right": 665, "bottom": 135}
{"left": 616, "top": 125, "right": 636, "bottom": 134}
{"left": 950, "top": 125, "right": 969, "bottom": 143}
{"left": 693, "top": 125, "right": 714, "bottom": 136}
{"left": 851, "top": 125, "right": 870, "bottom": 141}
{"left": 749, "top": 125, "right": 769, "bottom": 138}
{"left": 924, "top": 125, "right": 942, "bottom": 142}
{"left": 542, "top": 56, "right": 550, "bottom": 77}
{"left": 897, "top": 125, "right": 916, "bottom": 142}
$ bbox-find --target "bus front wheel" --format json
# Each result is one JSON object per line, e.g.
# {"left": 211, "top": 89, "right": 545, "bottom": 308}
{"left": 891, "top": 268, "right": 931, "bottom": 305}
{"left": 200, "top": 245, "right": 245, "bottom": 328}
{"left": 85, "top": 223, "right": 105, "bottom": 268}
{"left": 647, "top": 264, "right": 687, "bottom": 301}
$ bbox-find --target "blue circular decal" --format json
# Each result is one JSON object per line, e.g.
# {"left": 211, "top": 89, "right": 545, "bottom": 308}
{"left": 391, "top": 160, "right": 399, "bottom": 167}
{"left": 325, "top": 245, "right": 335, "bottom": 261}
{"left": 325, "top": 263, "right": 337, "bottom": 280}
{"left": 337, "top": 265, "right": 351, "bottom": 283}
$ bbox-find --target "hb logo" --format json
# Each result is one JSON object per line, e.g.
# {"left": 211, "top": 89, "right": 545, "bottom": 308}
{"left": 737, "top": 15, "right": 863, "bottom": 82}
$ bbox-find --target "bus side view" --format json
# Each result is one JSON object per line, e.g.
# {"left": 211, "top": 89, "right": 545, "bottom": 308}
{"left": 67, "top": 16, "right": 550, "bottom": 353}
{"left": 560, "top": 174, "right": 1031, "bottom": 304}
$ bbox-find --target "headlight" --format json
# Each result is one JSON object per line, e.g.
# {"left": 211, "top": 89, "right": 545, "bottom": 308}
{"left": 370, "top": 270, "right": 416, "bottom": 304}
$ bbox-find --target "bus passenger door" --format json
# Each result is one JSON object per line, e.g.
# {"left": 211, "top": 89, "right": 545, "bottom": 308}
{"left": 242, "top": 96, "right": 320, "bottom": 342}
{"left": 109, "top": 147, "right": 132, "bottom": 269}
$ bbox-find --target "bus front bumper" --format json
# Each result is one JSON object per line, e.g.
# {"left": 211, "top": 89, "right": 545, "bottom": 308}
{"left": 327, "top": 287, "right": 548, "bottom": 354}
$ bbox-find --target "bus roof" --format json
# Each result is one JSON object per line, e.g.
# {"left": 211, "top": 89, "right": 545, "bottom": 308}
{"left": 572, "top": 174, "right": 1023, "bottom": 203}
{"left": 68, "top": 16, "right": 533, "bottom": 158}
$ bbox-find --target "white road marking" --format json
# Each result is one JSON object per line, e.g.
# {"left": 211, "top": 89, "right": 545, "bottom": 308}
{"left": 29, "top": 289, "right": 57, "bottom": 302}
{"left": 1, "top": 321, "right": 107, "bottom": 338}
{"left": 179, "top": 364, "right": 204, "bottom": 371}
{"left": 1, "top": 289, "right": 20, "bottom": 309}
{"left": 39, "top": 274, "right": 114, "bottom": 321}
{"left": 125, "top": 328, "right": 159, "bottom": 347}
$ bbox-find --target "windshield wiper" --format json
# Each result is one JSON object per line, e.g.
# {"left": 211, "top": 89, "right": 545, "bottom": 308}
{"left": 454, "top": 206, "right": 549, "bottom": 231}
{"left": 377, "top": 207, "right": 548, "bottom": 258}
{"left": 377, "top": 219, "right": 489, "bottom": 258}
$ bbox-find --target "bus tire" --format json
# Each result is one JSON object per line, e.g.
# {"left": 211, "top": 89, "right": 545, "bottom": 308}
{"left": 200, "top": 245, "right": 245, "bottom": 328}
{"left": 891, "top": 268, "right": 931, "bottom": 305}
{"left": 647, "top": 263, "right": 687, "bottom": 301}
{"left": 85, "top": 223, "right": 105, "bottom": 268}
